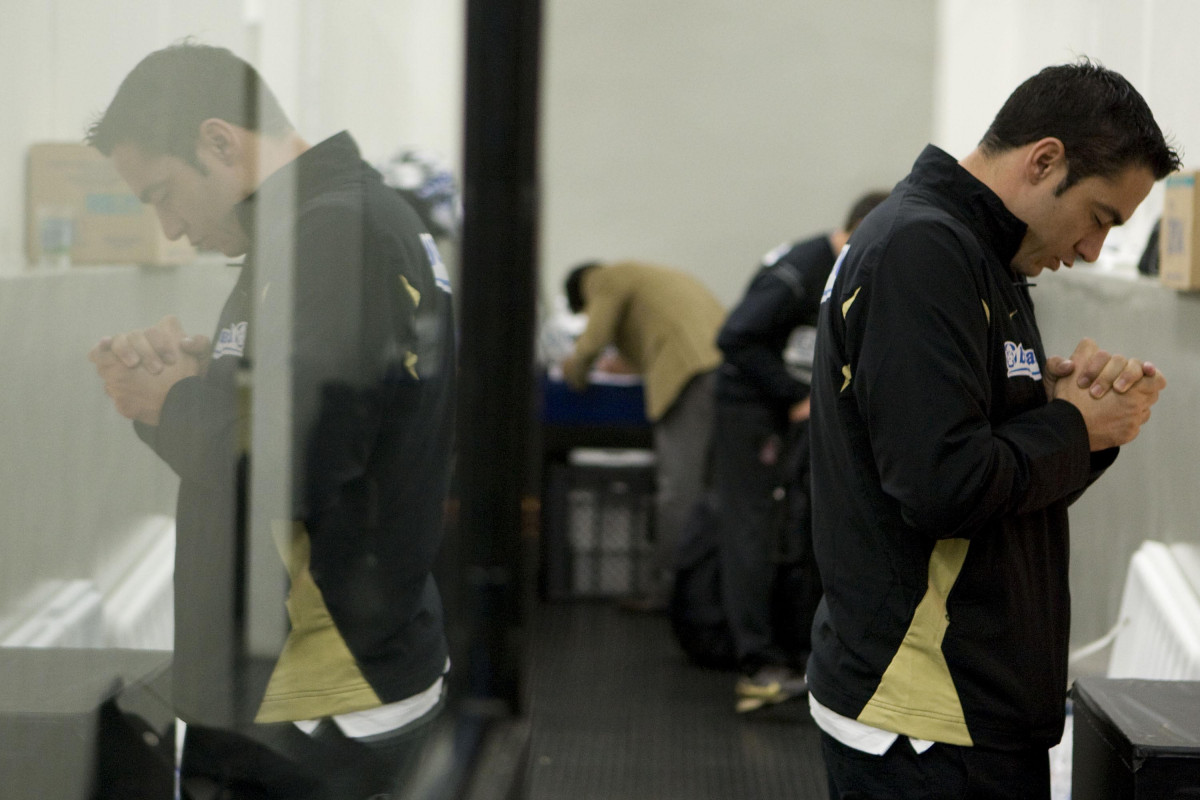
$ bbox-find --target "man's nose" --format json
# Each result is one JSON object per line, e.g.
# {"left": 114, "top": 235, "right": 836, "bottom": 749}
{"left": 155, "top": 207, "right": 186, "bottom": 241}
{"left": 1076, "top": 229, "right": 1107, "bottom": 264}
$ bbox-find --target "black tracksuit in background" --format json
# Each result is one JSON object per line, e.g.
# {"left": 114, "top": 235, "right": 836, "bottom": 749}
{"left": 712, "top": 234, "right": 834, "bottom": 671}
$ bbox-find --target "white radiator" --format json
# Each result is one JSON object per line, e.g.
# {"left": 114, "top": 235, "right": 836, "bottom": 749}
{"left": 0, "top": 579, "right": 105, "bottom": 648}
{"left": 101, "top": 515, "right": 175, "bottom": 650}
{"left": 0, "top": 515, "right": 175, "bottom": 650}
{"left": 1107, "top": 540, "right": 1200, "bottom": 680}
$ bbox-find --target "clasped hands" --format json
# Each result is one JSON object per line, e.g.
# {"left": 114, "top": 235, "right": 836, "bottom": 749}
{"left": 1046, "top": 338, "right": 1167, "bottom": 451}
{"left": 88, "top": 315, "right": 212, "bottom": 426}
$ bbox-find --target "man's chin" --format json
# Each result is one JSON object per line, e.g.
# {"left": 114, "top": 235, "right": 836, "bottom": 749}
{"left": 1013, "top": 260, "right": 1045, "bottom": 278}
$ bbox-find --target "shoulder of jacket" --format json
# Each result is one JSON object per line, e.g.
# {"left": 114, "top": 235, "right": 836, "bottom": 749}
{"left": 765, "top": 260, "right": 806, "bottom": 299}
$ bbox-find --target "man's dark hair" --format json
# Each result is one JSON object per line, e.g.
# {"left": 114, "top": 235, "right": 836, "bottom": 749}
{"left": 86, "top": 41, "right": 293, "bottom": 168}
{"left": 843, "top": 190, "right": 889, "bottom": 233}
{"left": 564, "top": 261, "right": 602, "bottom": 314}
{"left": 979, "top": 58, "right": 1181, "bottom": 193}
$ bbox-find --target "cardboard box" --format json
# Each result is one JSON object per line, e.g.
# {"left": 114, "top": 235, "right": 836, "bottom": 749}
{"left": 25, "top": 142, "right": 195, "bottom": 267}
{"left": 1160, "top": 171, "right": 1200, "bottom": 290}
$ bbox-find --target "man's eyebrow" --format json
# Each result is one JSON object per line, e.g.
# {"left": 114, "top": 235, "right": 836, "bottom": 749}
{"left": 1098, "top": 203, "right": 1125, "bottom": 226}
{"left": 138, "top": 180, "right": 167, "bottom": 204}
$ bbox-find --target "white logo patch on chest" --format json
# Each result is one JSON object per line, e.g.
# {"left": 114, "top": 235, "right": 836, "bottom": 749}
{"left": 213, "top": 321, "right": 248, "bottom": 360}
{"left": 1004, "top": 341, "right": 1042, "bottom": 381}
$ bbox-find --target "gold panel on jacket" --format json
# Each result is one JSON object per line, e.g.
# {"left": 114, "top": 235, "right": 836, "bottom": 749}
{"left": 857, "top": 537, "right": 974, "bottom": 746}
{"left": 255, "top": 521, "right": 382, "bottom": 724}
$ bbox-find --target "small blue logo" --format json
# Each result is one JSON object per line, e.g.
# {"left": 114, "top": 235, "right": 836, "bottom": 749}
{"left": 1004, "top": 341, "right": 1042, "bottom": 380}
{"left": 213, "top": 321, "right": 248, "bottom": 359}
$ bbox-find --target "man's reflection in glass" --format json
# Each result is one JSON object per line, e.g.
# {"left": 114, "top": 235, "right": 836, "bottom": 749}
{"left": 86, "top": 42, "right": 456, "bottom": 798}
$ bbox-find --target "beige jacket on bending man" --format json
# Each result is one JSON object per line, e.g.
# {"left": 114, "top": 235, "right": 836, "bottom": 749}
{"left": 562, "top": 261, "right": 725, "bottom": 421}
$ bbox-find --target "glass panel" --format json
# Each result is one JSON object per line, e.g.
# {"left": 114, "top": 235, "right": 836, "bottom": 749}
{"left": 1, "top": 3, "right": 476, "bottom": 797}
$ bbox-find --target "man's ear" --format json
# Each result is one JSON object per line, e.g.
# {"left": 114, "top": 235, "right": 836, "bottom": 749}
{"left": 197, "top": 118, "right": 242, "bottom": 166}
{"left": 1026, "top": 137, "right": 1066, "bottom": 186}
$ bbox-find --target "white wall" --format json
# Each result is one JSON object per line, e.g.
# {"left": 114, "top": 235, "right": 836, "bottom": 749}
{"left": 540, "top": 0, "right": 938, "bottom": 307}
{"left": 935, "top": 0, "right": 1200, "bottom": 161}
{"left": 248, "top": 0, "right": 464, "bottom": 168}
{"left": 934, "top": 0, "right": 1200, "bottom": 647}
{"left": 934, "top": 0, "right": 1200, "bottom": 273}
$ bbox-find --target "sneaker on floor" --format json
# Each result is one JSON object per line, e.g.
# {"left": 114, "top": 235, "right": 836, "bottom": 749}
{"left": 734, "top": 665, "right": 807, "bottom": 713}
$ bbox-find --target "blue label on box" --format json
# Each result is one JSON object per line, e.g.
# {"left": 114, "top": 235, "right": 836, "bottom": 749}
{"left": 39, "top": 216, "right": 73, "bottom": 251}
{"left": 85, "top": 193, "right": 141, "bottom": 215}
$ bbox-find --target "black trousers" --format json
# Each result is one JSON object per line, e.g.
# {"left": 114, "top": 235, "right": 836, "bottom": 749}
{"left": 711, "top": 402, "right": 785, "bottom": 668}
{"left": 820, "top": 730, "right": 1050, "bottom": 800}
{"left": 711, "top": 401, "right": 820, "bottom": 670}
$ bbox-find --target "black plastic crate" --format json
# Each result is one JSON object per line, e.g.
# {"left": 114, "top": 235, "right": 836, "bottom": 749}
{"left": 543, "top": 449, "right": 656, "bottom": 600}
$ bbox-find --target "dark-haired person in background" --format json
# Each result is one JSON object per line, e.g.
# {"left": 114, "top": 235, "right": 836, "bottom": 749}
{"left": 713, "top": 190, "right": 887, "bottom": 713}
{"left": 808, "top": 59, "right": 1176, "bottom": 798}
{"left": 87, "top": 42, "right": 455, "bottom": 798}
{"left": 561, "top": 261, "right": 725, "bottom": 611}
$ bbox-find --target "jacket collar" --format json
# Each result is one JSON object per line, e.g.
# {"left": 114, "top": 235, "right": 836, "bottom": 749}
{"left": 233, "top": 131, "right": 362, "bottom": 247}
{"left": 907, "top": 144, "right": 1028, "bottom": 271}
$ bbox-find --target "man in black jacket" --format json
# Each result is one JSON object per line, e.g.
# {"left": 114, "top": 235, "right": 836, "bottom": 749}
{"left": 87, "top": 43, "right": 455, "bottom": 798}
{"left": 808, "top": 60, "right": 1175, "bottom": 798}
{"left": 714, "top": 191, "right": 886, "bottom": 712}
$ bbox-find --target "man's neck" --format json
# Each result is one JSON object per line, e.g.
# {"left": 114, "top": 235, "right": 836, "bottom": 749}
{"left": 958, "top": 146, "right": 1028, "bottom": 205}
{"left": 247, "top": 131, "right": 312, "bottom": 192}
{"left": 828, "top": 229, "right": 850, "bottom": 253}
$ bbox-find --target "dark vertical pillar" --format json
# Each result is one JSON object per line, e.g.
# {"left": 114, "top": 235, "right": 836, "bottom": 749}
{"left": 457, "top": 0, "right": 542, "bottom": 715}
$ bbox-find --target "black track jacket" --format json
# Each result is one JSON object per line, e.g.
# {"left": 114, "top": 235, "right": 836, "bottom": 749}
{"left": 136, "top": 132, "right": 455, "bottom": 727}
{"left": 715, "top": 234, "right": 836, "bottom": 413}
{"left": 807, "top": 145, "right": 1116, "bottom": 750}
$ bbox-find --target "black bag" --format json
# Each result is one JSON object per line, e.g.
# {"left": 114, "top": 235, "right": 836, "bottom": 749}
{"left": 668, "top": 492, "right": 738, "bottom": 670}
{"left": 669, "top": 421, "right": 819, "bottom": 671}
{"left": 91, "top": 694, "right": 175, "bottom": 800}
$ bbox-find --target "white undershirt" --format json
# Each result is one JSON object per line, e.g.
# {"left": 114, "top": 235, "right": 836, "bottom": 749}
{"left": 808, "top": 693, "right": 936, "bottom": 755}
{"left": 293, "top": 658, "right": 449, "bottom": 739}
